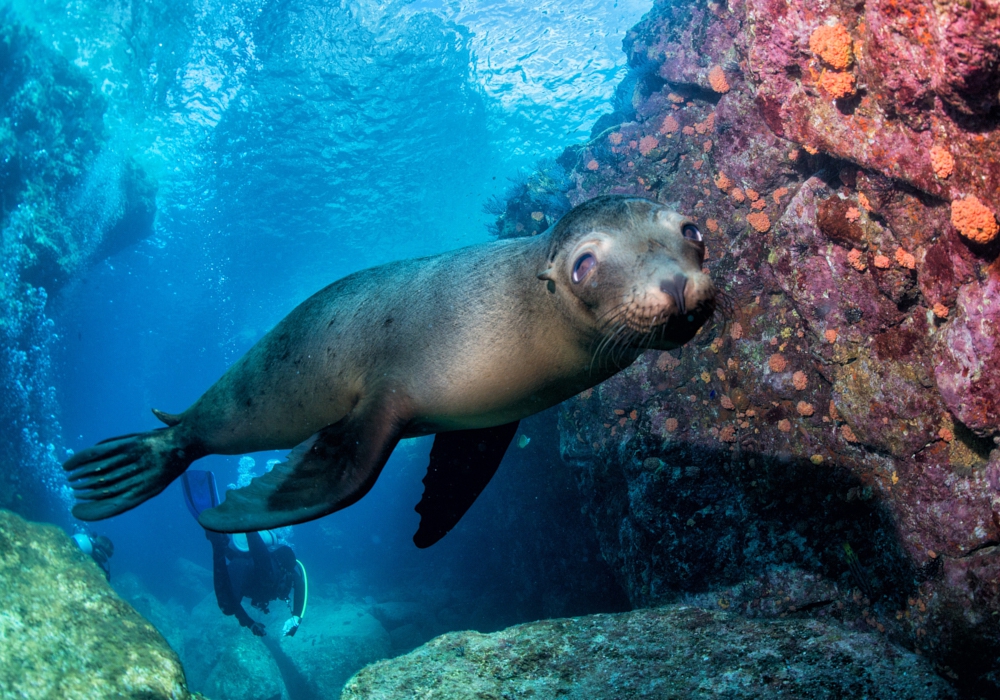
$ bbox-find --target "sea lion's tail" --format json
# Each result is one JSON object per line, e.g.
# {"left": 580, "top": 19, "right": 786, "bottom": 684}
{"left": 63, "top": 423, "right": 203, "bottom": 521}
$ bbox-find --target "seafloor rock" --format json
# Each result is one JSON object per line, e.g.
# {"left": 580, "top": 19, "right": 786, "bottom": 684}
{"left": 342, "top": 605, "right": 956, "bottom": 699}
{"left": 0, "top": 509, "right": 193, "bottom": 700}
{"left": 492, "top": 0, "right": 1000, "bottom": 693}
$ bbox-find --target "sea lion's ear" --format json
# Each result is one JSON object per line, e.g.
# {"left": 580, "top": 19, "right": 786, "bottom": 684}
{"left": 537, "top": 269, "right": 557, "bottom": 293}
{"left": 655, "top": 209, "right": 681, "bottom": 228}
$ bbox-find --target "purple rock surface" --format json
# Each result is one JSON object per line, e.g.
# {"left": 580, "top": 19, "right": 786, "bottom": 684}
{"left": 494, "top": 0, "right": 1000, "bottom": 694}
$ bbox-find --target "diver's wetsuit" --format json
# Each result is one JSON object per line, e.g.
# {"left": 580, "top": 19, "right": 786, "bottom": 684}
{"left": 72, "top": 533, "right": 113, "bottom": 582}
{"left": 210, "top": 531, "right": 305, "bottom": 632}
{"left": 91, "top": 547, "right": 111, "bottom": 582}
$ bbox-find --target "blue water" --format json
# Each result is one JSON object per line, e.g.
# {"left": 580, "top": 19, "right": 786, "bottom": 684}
{"left": 7, "top": 0, "right": 647, "bottom": 690}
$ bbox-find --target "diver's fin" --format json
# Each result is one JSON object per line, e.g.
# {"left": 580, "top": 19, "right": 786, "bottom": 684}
{"left": 181, "top": 469, "right": 220, "bottom": 519}
{"left": 412, "top": 420, "right": 519, "bottom": 549}
{"left": 64, "top": 428, "right": 201, "bottom": 521}
{"left": 198, "top": 403, "right": 407, "bottom": 533}
{"left": 152, "top": 408, "right": 182, "bottom": 426}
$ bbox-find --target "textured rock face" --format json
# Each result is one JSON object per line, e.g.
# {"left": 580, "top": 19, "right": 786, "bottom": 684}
{"left": 747, "top": 0, "right": 1000, "bottom": 218}
{"left": 487, "top": 0, "right": 1000, "bottom": 694}
{"left": 342, "top": 605, "right": 956, "bottom": 699}
{"left": 0, "top": 509, "right": 193, "bottom": 700}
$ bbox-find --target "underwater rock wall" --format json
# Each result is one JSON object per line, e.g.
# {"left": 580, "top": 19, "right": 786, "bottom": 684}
{"left": 493, "top": 0, "right": 1000, "bottom": 694}
{"left": 0, "top": 509, "right": 195, "bottom": 699}
{"left": 0, "top": 9, "right": 156, "bottom": 522}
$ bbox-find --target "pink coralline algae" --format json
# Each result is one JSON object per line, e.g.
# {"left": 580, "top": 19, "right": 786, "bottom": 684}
{"left": 768, "top": 353, "right": 787, "bottom": 372}
{"left": 534, "top": 1, "right": 1000, "bottom": 690}
{"left": 749, "top": 0, "right": 1000, "bottom": 220}
{"left": 935, "top": 275, "right": 1000, "bottom": 436}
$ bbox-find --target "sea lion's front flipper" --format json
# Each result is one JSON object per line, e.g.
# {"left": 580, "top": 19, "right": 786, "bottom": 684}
{"left": 412, "top": 421, "right": 519, "bottom": 549}
{"left": 199, "top": 406, "right": 405, "bottom": 533}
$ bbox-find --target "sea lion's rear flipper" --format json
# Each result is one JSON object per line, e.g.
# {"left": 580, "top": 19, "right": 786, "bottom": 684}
{"left": 64, "top": 427, "right": 199, "bottom": 521}
{"left": 412, "top": 421, "right": 520, "bottom": 549}
{"left": 198, "top": 408, "right": 405, "bottom": 533}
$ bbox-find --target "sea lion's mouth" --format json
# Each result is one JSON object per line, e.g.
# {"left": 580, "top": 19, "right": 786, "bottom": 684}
{"left": 593, "top": 297, "right": 716, "bottom": 363}
{"left": 651, "top": 300, "right": 716, "bottom": 347}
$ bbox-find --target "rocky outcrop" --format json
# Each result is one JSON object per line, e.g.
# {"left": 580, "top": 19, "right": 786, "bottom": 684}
{"left": 0, "top": 509, "right": 194, "bottom": 700}
{"left": 0, "top": 8, "right": 156, "bottom": 523}
{"left": 342, "top": 605, "right": 956, "bottom": 699}
{"left": 491, "top": 0, "right": 1000, "bottom": 694}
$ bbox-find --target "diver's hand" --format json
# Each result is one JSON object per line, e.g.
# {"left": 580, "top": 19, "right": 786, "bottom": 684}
{"left": 249, "top": 621, "right": 266, "bottom": 637}
{"left": 282, "top": 615, "right": 301, "bottom": 637}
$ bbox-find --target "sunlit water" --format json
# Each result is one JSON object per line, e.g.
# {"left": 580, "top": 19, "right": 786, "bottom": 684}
{"left": 7, "top": 0, "right": 650, "bottom": 691}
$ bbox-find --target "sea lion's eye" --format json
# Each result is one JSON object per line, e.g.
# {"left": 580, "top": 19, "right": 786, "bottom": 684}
{"left": 682, "top": 223, "right": 702, "bottom": 242}
{"left": 572, "top": 253, "right": 597, "bottom": 284}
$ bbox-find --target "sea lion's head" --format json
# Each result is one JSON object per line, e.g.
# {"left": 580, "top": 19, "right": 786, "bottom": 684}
{"left": 542, "top": 195, "right": 716, "bottom": 353}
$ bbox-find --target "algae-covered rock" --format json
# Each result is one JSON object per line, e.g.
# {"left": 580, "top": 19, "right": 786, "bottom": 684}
{"left": 342, "top": 605, "right": 955, "bottom": 700}
{"left": 0, "top": 509, "right": 193, "bottom": 699}
{"left": 506, "top": 0, "right": 1000, "bottom": 692}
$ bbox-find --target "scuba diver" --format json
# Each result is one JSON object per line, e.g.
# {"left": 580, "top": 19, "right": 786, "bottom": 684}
{"left": 72, "top": 531, "right": 114, "bottom": 581}
{"left": 181, "top": 470, "right": 307, "bottom": 637}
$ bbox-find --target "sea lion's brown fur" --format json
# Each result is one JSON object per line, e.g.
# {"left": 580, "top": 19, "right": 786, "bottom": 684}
{"left": 64, "top": 195, "right": 715, "bottom": 539}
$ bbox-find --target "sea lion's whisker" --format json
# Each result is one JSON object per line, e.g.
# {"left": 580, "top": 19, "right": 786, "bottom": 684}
{"left": 590, "top": 304, "right": 631, "bottom": 372}
{"left": 594, "top": 322, "right": 622, "bottom": 366}
{"left": 609, "top": 326, "right": 639, "bottom": 365}
{"left": 594, "top": 319, "right": 629, "bottom": 372}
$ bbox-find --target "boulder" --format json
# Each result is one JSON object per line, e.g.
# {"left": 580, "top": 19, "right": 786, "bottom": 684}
{"left": 342, "top": 605, "right": 955, "bottom": 699}
{"left": 0, "top": 509, "right": 194, "bottom": 700}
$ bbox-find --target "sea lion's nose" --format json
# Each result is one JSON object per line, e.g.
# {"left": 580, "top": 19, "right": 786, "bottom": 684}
{"left": 660, "top": 274, "right": 688, "bottom": 315}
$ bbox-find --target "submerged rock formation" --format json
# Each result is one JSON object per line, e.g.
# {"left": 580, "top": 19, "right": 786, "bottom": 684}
{"left": 492, "top": 0, "right": 1000, "bottom": 694}
{"left": 342, "top": 605, "right": 956, "bottom": 699}
{"left": 0, "top": 509, "right": 194, "bottom": 700}
{"left": 0, "top": 8, "right": 156, "bottom": 523}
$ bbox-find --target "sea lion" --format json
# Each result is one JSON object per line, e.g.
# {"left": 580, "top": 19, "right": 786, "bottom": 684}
{"left": 64, "top": 195, "right": 716, "bottom": 547}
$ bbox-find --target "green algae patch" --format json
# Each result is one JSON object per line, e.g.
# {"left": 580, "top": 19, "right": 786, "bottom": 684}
{"left": 0, "top": 509, "right": 193, "bottom": 700}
